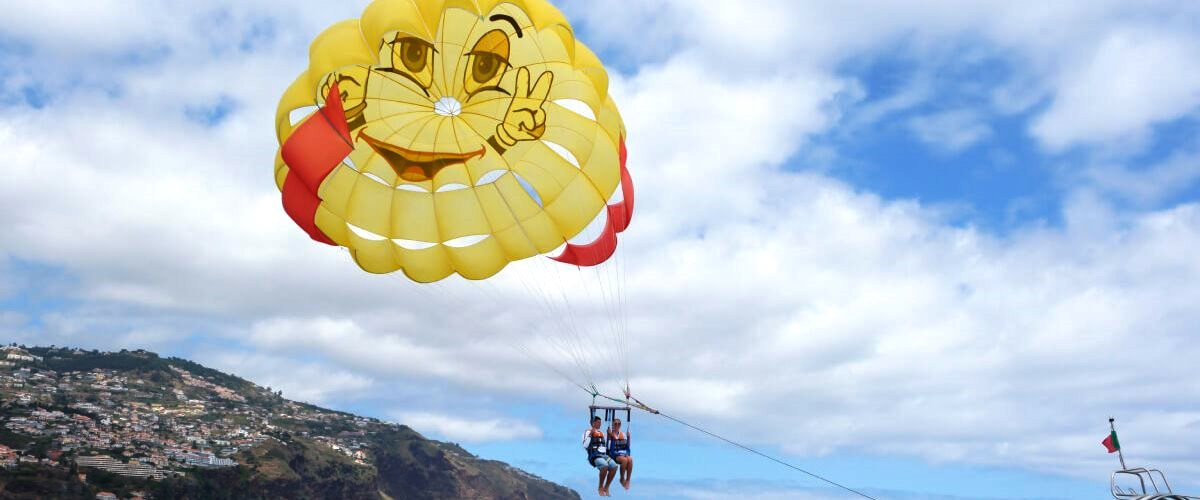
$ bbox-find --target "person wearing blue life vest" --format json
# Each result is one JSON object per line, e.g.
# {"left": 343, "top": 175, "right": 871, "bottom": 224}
{"left": 583, "top": 416, "right": 618, "bottom": 496}
{"left": 607, "top": 418, "right": 633, "bottom": 490}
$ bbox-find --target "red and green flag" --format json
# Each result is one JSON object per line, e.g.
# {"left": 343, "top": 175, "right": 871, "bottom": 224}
{"left": 1102, "top": 431, "right": 1120, "bottom": 453}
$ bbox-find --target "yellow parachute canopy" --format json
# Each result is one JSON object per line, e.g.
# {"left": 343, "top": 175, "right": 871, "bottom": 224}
{"left": 274, "top": 0, "right": 630, "bottom": 283}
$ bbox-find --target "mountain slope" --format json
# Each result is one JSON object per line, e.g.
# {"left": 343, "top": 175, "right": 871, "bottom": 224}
{"left": 0, "top": 345, "right": 578, "bottom": 499}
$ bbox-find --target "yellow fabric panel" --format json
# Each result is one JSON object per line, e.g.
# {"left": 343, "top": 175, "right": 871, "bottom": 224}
{"left": 434, "top": 188, "right": 492, "bottom": 240}
{"left": 366, "top": 98, "right": 431, "bottom": 131}
{"left": 430, "top": 118, "right": 465, "bottom": 155}
{"left": 578, "top": 129, "right": 620, "bottom": 200}
{"left": 275, "top": 75, "right": 317, "bottom": 143}
{"left": 519, "top": 140, "right": 584, "bottom": 185}
{"left": 390, "top": 189, "right": 439, "bottom": 242}
{"left": 432, "top": 8, "right": 476, "bottom": 98}
{"left": 344, "top": 175, "right": 395, "bottom": 236}
{"left": 456, "top": 102, "right": 506, "bottom": 144}
{"left": 307, "top": 20, "right": 374, "bottom": 93}
{"left": 544, "top": 175, "right": 605, "bottom": 240}
{"left": 595, "top": 95, "right": 625, "bottom": 145}
{"left": 549, "top": 78, "right": 602, "bottom": 111}
{"left": 476, "top": 174, "right": 562, "bottom": 259}
{"left": 346, "top": 228, "right": 399, "bottom": 274}
{"left": 274, "top": 154, "right": 288, "bottom": 190}
{"left": 316, "top": 165, "right": 360, "bottom": 216}
{"left": 396, "top": 245, "right": 454, "bottom": 283}
{"left": 432, "top": 166, "right": 472, "bottom": 191}
{"left": 494, "top": 211, "right": 562, "bottom": 259}
{"left": 507, "top": 153, "right": 566, "bottom": 205}
{"left": 360, "top": 1, "right": 432, "bottom": 42}
{"left": 445, "top": 237, "right": 508, "bottom": 280}
{"left": 571, "top": 42, "right": 609, "bottom": 100}
{"left": 366, "top": 69, "right": 432, "bottom": 108}
{"left": 475, "top": 181, "right": 519, "bottom": 232}
{"left": 314, "top": 205, "right": 350, "bottom": 247}
{"left": 544, "top": 101, "right": 599, "bottom": 163}
{"left": 345, "top": 147, "right": 389, "bottom": 184}
{"left": 493, "top": 172, "right": 544, "bottom": 221}
{"left": 508, "top": 165, "right": 572, "bottom": 208}
{"left": 523, "top": 21, "right": 572, "bottom": 65}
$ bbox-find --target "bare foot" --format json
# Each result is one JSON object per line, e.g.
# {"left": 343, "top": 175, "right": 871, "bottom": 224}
{"left": 622, "top": 479, "right": 630, "bottom": 490}
{"left": 598, "top": 487, "right": 605, "bottom": 496}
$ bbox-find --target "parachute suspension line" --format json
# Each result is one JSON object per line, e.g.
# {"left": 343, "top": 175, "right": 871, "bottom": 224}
{"left": 590, "top": 390, "right": 877, "bottom": 500}
{"left": 594, "top": 253, "right": 626, "bottom": 387}
{"left": 508, "top": 263, "right": 598, "bottom": 387}
{"left": 573, "top": 260, "right": 624, "bottom": 391}
{"left": 476, "top": 270, "right": 593, "bottom": 391}
{"left": 482, "top": 171, "right": 608, "bottom": 389}
{"left": 612, "top": 249, "right": 631, "bottom": 389}
{"left": 537, "top": 258, "right": 615, "bottom": 385}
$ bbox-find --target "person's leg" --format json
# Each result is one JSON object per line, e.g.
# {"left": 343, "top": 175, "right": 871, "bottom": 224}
{"left": 621, "top": 455, "right": 633, "bottom": 488}
{"left": 614, "top": 456, "right": 629, "bottom": 484}
{"left": 603, "top": 458, "right": 618, "bottom": 494}
{"left": 595, "top": 459, "right": 607, "bottom": 495}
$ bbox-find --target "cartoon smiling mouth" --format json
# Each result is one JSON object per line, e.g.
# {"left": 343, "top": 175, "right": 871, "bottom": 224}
{"left": 358, "top": 130, "right": 485, "bottom": 182}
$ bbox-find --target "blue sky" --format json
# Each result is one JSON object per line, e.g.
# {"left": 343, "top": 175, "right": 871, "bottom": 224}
{"left": 3, "top": 1, "right": 1200, "bottom": 499}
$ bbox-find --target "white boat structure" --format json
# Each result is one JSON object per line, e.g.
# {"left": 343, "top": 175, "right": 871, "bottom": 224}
{"left": 1110, "top": 465, "right": 1197, "bottom": 499}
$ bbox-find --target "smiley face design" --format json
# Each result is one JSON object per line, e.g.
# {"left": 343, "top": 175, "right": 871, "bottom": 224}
{"left": 274, "top": 0, "right": 630, "bottom": 282}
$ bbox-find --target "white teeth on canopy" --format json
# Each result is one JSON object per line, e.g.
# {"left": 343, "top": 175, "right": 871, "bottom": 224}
{"left": 396, "top": 184, "right": 429, "bottom": 193}
{"left": 347, "top": 222, "right": 386, "bottom": 241}
{"left": 392, "top": 239, "right": 436, "bottom": 250}
{"left": 553, "top": 99, "right": 596, "bottom": 121}
{"left": 443, "top": 234, "right": 489, "bottom": 248}
{"left": 362, "top": 171, "right": 389, "bottom": 185}
{"left": 542, "top": 140, "right": 580, "bottom": 168}
{"left": 288, "top": 105, "right": 318, "bottom": 126}
{"left": 475, "top": 169, "right": 507, "bottom": 186}
{"left": 435, "top": 183, "right": 469, "bottom": 192}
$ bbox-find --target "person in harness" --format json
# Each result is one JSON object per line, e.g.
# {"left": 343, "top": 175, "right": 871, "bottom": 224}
{"left": 607, "top": 418, "right": 633, "bottom": 490}
{"left": 583, "top": 416, "right": 619, "bottom": 496}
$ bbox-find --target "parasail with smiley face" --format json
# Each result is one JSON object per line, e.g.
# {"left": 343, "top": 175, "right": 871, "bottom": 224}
{"left": 274, "top": 0, "right": 632, "bottom": 284}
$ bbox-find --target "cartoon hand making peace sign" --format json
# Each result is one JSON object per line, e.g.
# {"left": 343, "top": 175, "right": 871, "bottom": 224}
{"left": 494, "top": 67, "right": 554, "bottom": 149}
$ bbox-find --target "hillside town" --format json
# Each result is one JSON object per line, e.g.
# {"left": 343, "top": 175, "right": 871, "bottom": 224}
{"left": 0, "top": 346, "right": 376, "bottom": 481}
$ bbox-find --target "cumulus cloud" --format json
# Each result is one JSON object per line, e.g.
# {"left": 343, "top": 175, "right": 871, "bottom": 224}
{"left": 393, "top": 411, "right": 543, "bottom": 444}
{"left": 1031, "top": 30, "right": 1200, "bottom": 151}
{"left": 202, "top": 352, "right": 375, "bottom": 405}
{"left": 3, "top": 0, "right": 1200, "bottom": 494}
{"left": 907, "top": 109, "right": 993, "bottom": 153}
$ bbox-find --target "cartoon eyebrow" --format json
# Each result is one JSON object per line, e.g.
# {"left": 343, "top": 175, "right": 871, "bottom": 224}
{"left": 488, "top": 14, "right": 523, "bottom": 38}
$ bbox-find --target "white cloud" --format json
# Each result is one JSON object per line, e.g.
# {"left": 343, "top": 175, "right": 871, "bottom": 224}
{"left": 202, "top": 352, "right": 375, "bottom": 405}
{"left": 3, "top": 0, "right": 1200, "bottom": 493}
{"left": 907, "top": 109, "right": 993, "bottom": 153}
{"left": 1031, "top": 30, "right": 1200, "bottom": 151}
{"left": 393, "top": 411, "right": 543, "bottom": 444}
{"left": 1078, "top": 148, "right": 1200, "bottom": 207}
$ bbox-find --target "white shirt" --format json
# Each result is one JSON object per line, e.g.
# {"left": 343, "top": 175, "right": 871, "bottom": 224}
{"left": 583, "top": 428, "right": 603, "bottom": 449}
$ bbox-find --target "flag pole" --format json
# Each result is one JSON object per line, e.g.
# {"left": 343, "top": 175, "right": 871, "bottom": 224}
{"left": 1109, "top": 417, "right": 1126, "bottom": 470}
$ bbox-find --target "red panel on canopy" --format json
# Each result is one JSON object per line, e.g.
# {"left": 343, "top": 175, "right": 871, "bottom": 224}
{"left": 552, "top": 136, "right": 634, "bottom": 266}
{"left": 279, "top": 83, "right": 352, "bottom": 245}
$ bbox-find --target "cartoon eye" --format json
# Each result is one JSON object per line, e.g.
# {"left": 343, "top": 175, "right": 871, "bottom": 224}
{"left": 400, "top": 40, "right": 428, "bottom": 73}
{"left": 385, "top": 35, "right": 435, "bottom": 91}
{"left": 472, "top": 53, "right": 503, "bottom": 83}
{"left": 464, "top": 29, "right": 511, "bottom": 98}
